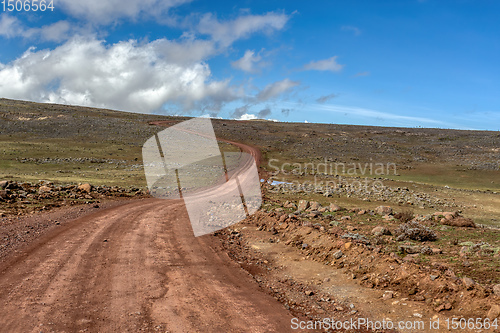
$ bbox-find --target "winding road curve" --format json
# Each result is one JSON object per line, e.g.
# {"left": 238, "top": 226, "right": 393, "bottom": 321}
{"left": 0, "top": 122, "right": 298, "bottom": 332}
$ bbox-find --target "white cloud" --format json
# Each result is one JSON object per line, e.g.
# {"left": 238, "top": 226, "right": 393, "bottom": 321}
{"left": 231, "top": 50, "right": 262, "bottom": 73}
{"left": 303, "top": 56, "right": 344, "bottom": 72}
{"left": 341, "top": 25, "right": 361, "bottom": 36}
{"left": 256, "top": 78, "right": 299, "bottom": 101}
{"left": 57, "top": 0, "right": 192, "bottom": 25}
{"left": 197, "top": 12, "right": 290, "bottom": 47}
{"left": 0, "top": 14, "right": 23, "bottom": 38}
{"left": 0, "top": 37, "right": 240, "bottom": 113}
{"left": 152, "top": 36, "right": 217, "bottom": 65}
{"left": 236, "top": 113, "right": 257, "bottom": 120}
{"left": 0, "top": 14, "right": 74, "bottom": 42}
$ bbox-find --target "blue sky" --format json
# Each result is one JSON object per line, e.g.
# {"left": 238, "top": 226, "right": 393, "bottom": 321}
{"left": 0, "top": 0, "right": 499, "bottom": 130}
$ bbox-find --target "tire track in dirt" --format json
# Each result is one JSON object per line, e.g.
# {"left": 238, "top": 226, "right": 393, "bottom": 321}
{"left": 0, "top": 198, "right": 300, "bottom": 332}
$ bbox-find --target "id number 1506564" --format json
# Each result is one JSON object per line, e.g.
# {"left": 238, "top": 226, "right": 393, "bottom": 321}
{"left": 2, "top": 0, "right": 54, "bottom": 12}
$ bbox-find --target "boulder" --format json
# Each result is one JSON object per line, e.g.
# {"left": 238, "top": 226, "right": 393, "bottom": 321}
{"left": 0, "top": 180, "right": 8, "bottom": 190}
{"left": 308, "top": 201, "right": 321, "bottom": 211}
{"left": 372, "top": 226, "right": 391, "bottom": 236}
{"left": 0, "top": 190, "right": 8, "bottom": 200}
{"left": 297, "top": 200, "right": 310, "bottom": 212}
{"left": 38, "top": 186, "right": 52, "bottom": 194}
{"left": 375, "top": 206, "right": 393, "bottom": 215}
{"left": 78, "top": 183, "right": 92, "bottom": 193}
{"left": 493, "top": 284, "right": 500, "bottom": 296}
{"left": 329, "top": 203, "right": 342, "bottom": 212}
{"left": 487, "top": 305, "right": 500, "bottom": 320}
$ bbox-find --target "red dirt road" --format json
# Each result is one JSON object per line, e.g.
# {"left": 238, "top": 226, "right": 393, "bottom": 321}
{"left": 0, "top": 198, "right": 299, "bottom": 332}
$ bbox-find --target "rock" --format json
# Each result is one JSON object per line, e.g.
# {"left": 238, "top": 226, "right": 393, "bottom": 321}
{"left": 329, "top": 203, "right": 342, "bottom": 212}
{"left": 487, "top": 305, "right": 500, "bottom": 320}
{"left": 297, "top": 200, "right": 310, "bottom": 212}
{"left": 0, "top": 180, "right": 8, "bottom": 189}
{"left": 375, "top": 206, "right": 393, "bottom": 215}
{"left": 399, "top": 245, "right": 422, "bottom": 254}
{"left": 358, "top": 210, "right": 366, "bottom": 215}
{"left": 372, "top": 226, "right": 391, "bottom": 236}
{"left": 344, "top": 242, "right": 352, "bottom": 250}
{"left": 305, "top": 290, "right": 314, "bottom": 296}
{"left": 382, "top": 291, "right": 394, "bottom": 300}
{"left": 434, "top": 211, "right": 459, "bottom": 218}
{"left": 403, "top": 254, "right": 419, "bottom": 263}
{"left": 279, "top": 214, "right": 287, "bottom": 222}
{"left": 283, "top": 201, "right": 297, "bottom": 209}
{"left": 38, "top": 186, "right": 52, "bottom": 194}
{"left": 435, "top": 304, "right": 445, "bottom": 312}
{"left": 431, "top": 248, "right": 442, "bottom": 255}
{"left": 459, "top": 246, "right": 470, "bottom": 257}
{"left": 0, "top": 190, "right": 8, "bottom": 200}
{"left": 333, "top": 250, "right": 343, "bottom": 259}
{"left": 442, "top": 217, "right": 476, "bottom": 228}
{"left": 493, "top": 284, "right": 500, "bottom": 296}
{"left": 78, "top": 183, "right": 92, "bottom": 193}
{"left": 307, "top": 211, "right": 320, "bottom": 218}
{"left": 462, "top": 277, "right": 475, "bottom": 289}
{"left": 308, "top": 201, "right": 321, "bottom": 211}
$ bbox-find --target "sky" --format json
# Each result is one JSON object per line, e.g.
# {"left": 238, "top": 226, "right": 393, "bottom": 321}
{"left": 0, "top": 0, "right": 499, "bottom": 130}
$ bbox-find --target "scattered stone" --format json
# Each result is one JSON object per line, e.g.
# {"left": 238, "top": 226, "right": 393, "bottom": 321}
{"left": 431, "top": 248, "right": 442, "bottom": 255}
{"left": 383, "top": 291, "right": 394, "bottom": 300}
{"left": 399, "top": 245, "right": 422, "bottom": 254}
{"left": 372, "top": 226, "right": 391, "bottom": 236}
{"left": 375, "top": 206, "right": 392, "bottom": 215}
{"left": 462, "top": 277, "right": 475, "bottom": 289}
{"left": 38, "top": 186, "right": 52, "bottom": 194}
{"left": 0, "top": 180, "right": 8, "bottom": 189}
{"left": 487, "top": 305, "right": 500, "bottom": 320}
{"left": 329, "top": 203, "right": 342, "bottom": 212}
{"left": 493, "top": 284, "right": 500, "bottom": 296}
{"left": 78, "top": 183, "right": 92, "bottom": 193}
{"left": 308, "top": 201, "right": 321, "bottom": 211}
{"left": 297, "top": 200, "right": 310, "bottom": 212}
{"left": 332, "top": 250, "right": 343, "bottom": 259}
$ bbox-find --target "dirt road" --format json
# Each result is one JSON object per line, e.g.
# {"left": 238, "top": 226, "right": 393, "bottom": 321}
{"left": 0, "top": 198, "right": 300, "bottom": 332}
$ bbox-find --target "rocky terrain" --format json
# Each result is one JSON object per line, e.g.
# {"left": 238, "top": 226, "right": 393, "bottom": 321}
{"left": 217, "top": 195, "right": 500, "bottom": 331}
